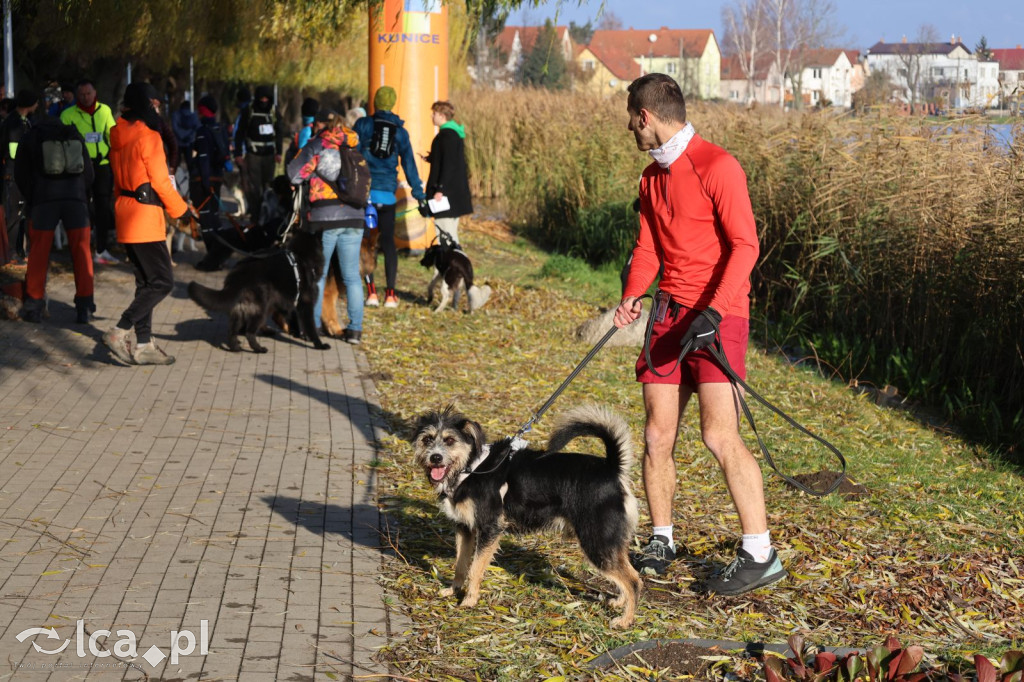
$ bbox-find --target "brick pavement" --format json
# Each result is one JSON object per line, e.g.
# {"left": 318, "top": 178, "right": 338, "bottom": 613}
{"left": 0, "top": 252, "right": 408, "bottom": 680}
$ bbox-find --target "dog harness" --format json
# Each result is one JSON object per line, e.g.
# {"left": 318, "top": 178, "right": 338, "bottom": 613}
{"left": 284, "top": 249, "right": 302, "bottom": 307}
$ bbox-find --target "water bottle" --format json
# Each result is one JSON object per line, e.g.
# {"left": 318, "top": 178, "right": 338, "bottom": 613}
{"left": 365, "top": 204, "right": 378, "bottom": 229}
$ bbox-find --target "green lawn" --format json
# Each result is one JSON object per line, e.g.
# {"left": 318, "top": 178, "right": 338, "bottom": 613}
{"left": 360, "top": 219, "right": 1023, "bottom": 681}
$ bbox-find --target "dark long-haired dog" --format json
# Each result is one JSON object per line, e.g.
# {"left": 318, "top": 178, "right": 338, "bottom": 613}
{"left": 420, "top": 232, "right": 475, "bottom": 313}
{"left": 412, "top": 404, "right": 642, "bottom": 628}
{"left": 187, "top": 228, "right": 330, "bottom": 353}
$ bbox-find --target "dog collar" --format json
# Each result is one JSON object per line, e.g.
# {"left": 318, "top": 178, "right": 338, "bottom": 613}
{"left": 284, "top": 249, "right": 302, "bottom": 307}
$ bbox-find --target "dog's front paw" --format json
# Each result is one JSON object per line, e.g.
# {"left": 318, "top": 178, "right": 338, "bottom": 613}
{"left": 439, "top": 586, "right": 455, "bottom": 598}
{"left": 458, "top": 592, "right": 480, "bottom": 608}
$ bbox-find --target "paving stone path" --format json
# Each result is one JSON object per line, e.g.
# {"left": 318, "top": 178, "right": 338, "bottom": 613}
{"left": 0, "top": 252, "right": 407, "bottom": 680}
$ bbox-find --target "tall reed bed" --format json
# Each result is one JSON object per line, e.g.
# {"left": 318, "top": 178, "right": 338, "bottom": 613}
{"left": 457, "top": 89, "right": 1024, "bottom": 453}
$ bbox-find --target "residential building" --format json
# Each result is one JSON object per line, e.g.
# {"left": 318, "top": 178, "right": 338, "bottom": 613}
{"left": 865, "top": 37, "right": 1000, "bottom": 110}
{"left": 583, "top": 28, "right": 721, "bottom": 100}
{"left": 992, "top": 46, "right": 1024, "bottom": 112}
{"left": 720, "top": 54, "right": 782, "bottom": 105}
{"left": 493, "top": 24, "right": 574, "bottom": 85}
{"left": 788, "top": 49, "right": 856, "bottom": 108}
{"left": 576, "top": 42, "right": 642, "bottom": 95}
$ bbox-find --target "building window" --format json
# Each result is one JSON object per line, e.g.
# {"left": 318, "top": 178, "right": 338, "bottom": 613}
{"left": 583, "top": 60, "right": 595, "bottom": 71}
{"left": 812, "top": 68, "right": 822, "bottom": 79}
{"left": 667, "top": 62, "right": 677, "bottom": 74}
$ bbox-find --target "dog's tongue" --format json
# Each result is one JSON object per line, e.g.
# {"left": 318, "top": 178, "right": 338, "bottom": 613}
{"left": 430, "top": 466, "right": 447, "bottom": 482}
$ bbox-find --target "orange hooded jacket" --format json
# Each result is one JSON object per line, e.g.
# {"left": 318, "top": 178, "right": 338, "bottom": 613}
{"left": 109, "top": 118, "right": 188, "bottom": 243}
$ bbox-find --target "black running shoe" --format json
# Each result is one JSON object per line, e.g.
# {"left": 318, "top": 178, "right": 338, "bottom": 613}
{"left": 696, "top": 548, "right": 788, "bottom": 596}
{"left": 630, "top": 535, "right": 676, "bottom": 576}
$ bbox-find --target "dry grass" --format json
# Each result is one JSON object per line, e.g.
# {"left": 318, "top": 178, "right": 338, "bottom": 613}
{"left": 454, "top": 90, "right": 1024, "bottom": 451}
{"left": 361, "top": 221, "right": 1024, "bottom": 680}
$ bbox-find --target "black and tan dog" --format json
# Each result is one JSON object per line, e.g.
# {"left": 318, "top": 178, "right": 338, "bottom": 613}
{"left": 420, "top": 232, "right": 476, "bottom": 313}
{"left": 412, "top": 404, "right": 642, "bottom": 629}
{"left": 187, "top": 228, "right": 330, "bottom": 353}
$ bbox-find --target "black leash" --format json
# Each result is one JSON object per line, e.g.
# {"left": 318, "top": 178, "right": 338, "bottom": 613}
{"left": 643, "top": 294, "right": 847, "bottom": 497}
{"left": 465, "top": 320, "right": 625, "bottom": 477}
{"left": 514, "top": 323, "right": 622, "bottom": 439}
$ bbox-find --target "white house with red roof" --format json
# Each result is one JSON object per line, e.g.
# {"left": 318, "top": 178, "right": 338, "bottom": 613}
{"left": 992, "top": 46, "right": 1024, "bottom": 112}
{"left": 720, "top": 54, "right": 782, "bottom": 105}
{"left": 790, "top": 48, "right": 856, "bottom": 107}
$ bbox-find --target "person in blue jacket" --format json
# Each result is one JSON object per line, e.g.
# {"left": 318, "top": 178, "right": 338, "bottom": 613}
{"left": 352, "top": 86, "right": 426, "bottom": 308}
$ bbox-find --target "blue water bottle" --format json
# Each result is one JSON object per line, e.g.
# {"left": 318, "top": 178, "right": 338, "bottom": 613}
{"left": 365, "top": 204, "right": 378, "bottom": 229}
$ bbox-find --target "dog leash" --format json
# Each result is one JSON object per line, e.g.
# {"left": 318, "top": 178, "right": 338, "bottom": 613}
{"left": 641, "top": 296, "right": 848, "bottom": 497}
{"left": 465, "top": 319, "right": 628, "bottom": 478}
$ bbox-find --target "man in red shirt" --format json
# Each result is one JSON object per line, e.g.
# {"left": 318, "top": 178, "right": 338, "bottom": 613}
{"left": 613, "top": 73, "right": 786, "bottom": 596}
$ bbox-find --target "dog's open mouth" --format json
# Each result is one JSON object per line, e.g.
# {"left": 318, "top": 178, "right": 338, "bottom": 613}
{"left": 429, "top": 466, "right": 449, "bottom": 482}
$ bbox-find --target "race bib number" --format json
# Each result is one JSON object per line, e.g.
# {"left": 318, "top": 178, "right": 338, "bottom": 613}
{"left": 84, "top": 132, "right": 102, "bottom": 144}
{"left": 258, "top": 124, "right": 274, "bottom": 136}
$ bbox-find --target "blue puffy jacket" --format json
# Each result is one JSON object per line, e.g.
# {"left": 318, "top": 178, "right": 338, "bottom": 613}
{"left": 352, "top": 110, "right": 425, "bottom": 205}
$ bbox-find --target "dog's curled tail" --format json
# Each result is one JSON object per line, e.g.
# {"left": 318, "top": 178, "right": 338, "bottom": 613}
{"left": 547, "top": 404, "right": 634, "bottom": 483}
{"left": 188, "top": 281, "right": 236, "bottom": 313}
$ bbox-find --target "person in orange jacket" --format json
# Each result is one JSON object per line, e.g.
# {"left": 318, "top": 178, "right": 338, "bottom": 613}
{"left": 102, "top": 82, "right": 193, "bottom": 366}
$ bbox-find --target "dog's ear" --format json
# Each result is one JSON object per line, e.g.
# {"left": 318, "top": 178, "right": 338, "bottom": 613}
{"left": 409, "top": 411, "right": 439, "bottom": 442}
{"left": 460, "top": 419, "right": 487, "bottom": 456}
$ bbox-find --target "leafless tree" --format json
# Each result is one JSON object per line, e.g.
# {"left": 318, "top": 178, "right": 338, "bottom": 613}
{"left": 892, "top": 24, "right": 940, "bottom": 112}
{"left": 722, "top": 0, "right": 770, "bottom": 104}
{"left": 765, "top": 0, "right": 844, "bottom": 108}
{"left": 596, "top": 11, "right": 623, "bottom": 31}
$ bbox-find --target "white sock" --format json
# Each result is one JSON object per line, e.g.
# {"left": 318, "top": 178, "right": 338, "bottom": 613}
{"left": 652, "top": 525, "right": 674, "bottom": 550}
{"left": 741, "top": 531, "right": 772, "bottom": 563}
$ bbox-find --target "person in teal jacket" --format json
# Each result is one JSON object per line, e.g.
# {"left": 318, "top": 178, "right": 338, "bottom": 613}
{"left": 352, "top": 86, "right": 426, "bottom": 308}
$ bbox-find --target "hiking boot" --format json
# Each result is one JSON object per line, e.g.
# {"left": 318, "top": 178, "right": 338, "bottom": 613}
{"left": 133, "top": 343, "right": 175, "bottom": 366}
{"left": 383, "top": 293, "right": 398, "bottom": 308}
{"left": 344, "top": 329, "right": 362, "bottom": 345}
{"left": 75, "top": 296, "right": 95, "bottom": 324}
{"left": 696, "top": 548, "right": 788, "bottom": 596}
{"left": 630, "top": 535, "right": 676, "bottom": 576}
{"left": 365, "top": 293, "right": 379, "bottom": 307}
{"left": 103, "top": 327, "right": 135, "bottom": 365}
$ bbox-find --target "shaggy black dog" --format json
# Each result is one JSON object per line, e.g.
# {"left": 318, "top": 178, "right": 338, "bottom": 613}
{"left": 411, "top": 404, "right": 642, "bottom": 629}
{"left": 188, "top": 229, "right": 330, "bottom": 352}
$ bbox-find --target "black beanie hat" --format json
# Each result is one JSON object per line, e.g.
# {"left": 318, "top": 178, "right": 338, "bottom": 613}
{"left": 254, "top": 85, "right": 273, "bottom": 101}
{"left": 198, "top": 94, "right": 218, "bottom": 114}
{"left": 236, "top": 87, "right": 251, "bottom": 104}
{"left": 301, "top": 97, "right": 320, "bottom": 117}
{"left": 15, "top": 90, "right": 39, "bottom": 109}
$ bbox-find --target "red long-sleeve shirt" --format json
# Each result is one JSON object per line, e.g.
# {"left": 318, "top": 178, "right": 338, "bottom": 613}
{"left": 624, "top": 134, "right": 759, "bottom": 319}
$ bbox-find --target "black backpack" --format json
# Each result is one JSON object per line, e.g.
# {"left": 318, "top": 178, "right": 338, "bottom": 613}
{"left": 38, "top": 124, "right": 86, "bottom": 177}
{"left": 314, "top": 141, "right": 371, "bottom": 209}
{"left": 369, "top": 118, "right": 398, "bottom": 159}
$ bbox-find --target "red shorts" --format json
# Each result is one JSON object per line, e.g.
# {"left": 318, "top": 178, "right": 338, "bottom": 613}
{"left": 636, "top": 302, "right": 748, "bottom": 386}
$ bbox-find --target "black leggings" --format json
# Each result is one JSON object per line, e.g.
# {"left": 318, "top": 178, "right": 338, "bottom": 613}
{"left": 119, "top": 241, "right": 174, "bottom": 345}
{"left": 371, "top": 203, "right": 397, "bottom": 290}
